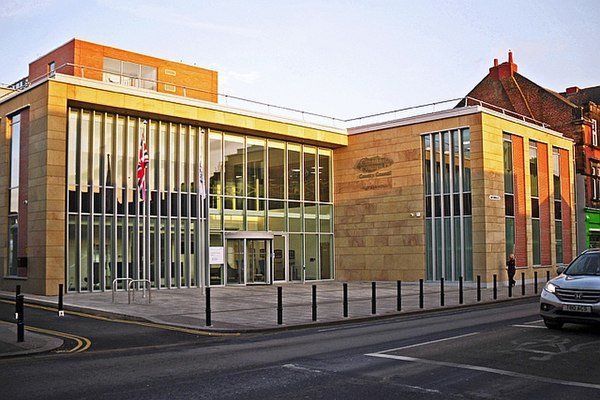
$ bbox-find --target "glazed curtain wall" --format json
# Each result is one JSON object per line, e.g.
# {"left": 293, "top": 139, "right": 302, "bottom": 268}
{"left": 66, "top": 107, "right": 205, "bottom": 292}
{"left": 207, "top": 131, "right": 334, "bottom": 284}
{"left": 66, "top": 107, "right": 334, "bottom": 292}
{"left": 423, "top": 128, "right": 473, "bottom": 281}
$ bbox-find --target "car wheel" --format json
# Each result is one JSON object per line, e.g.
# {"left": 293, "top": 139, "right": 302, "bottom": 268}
{"left": 543, "top": 318, "right": 564, "bottom": 330}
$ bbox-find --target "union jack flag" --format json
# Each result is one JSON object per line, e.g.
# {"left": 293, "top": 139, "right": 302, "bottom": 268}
{"left": 137, "top": 123, "right": 149, "bottom": 202}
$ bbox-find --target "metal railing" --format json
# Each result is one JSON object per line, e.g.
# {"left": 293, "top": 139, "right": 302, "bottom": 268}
{"left": 128, "top": 279, "right": 152, "bottom": 304}
{"left": 111, "top": 278, "right": 133, "bottom": 303}
{"left": 4, "top": 62, "right": 552, "bottom": 131}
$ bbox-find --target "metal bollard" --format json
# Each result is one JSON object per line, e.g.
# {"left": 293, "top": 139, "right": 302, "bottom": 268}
{"left": 521, "top": 272, "right": 525, "bottom": 296}
{"left": 16, "top": 294, "right": 24, "bottom": 342}
{"left": 459, "top": 276, "right": 464, "bottom": 305}
{"left": 58, "top": 284, "right": 64, "bottom": 317}
{"left": 343, "top": 283, "right": 348, "bottom": 318}
{"left": 546, "top": 270, "right": 550, "bottom": 282}
{"left": 277, "top": 286, "right": 283, "bottom": 325}
{"left": 419, "top": 279, "right": 424, "bottom": 309}
{"left": 477, "top": 275, "right": 481, "bottom": 302}
{"left": 493, "top": 274, "right": 497, "bottom": 300}
{"left": 534, "top": 272, "right": 538, "bottom": 294}
{"left": 397, "top": 280, "right": 402, "bottom": 312}
{"left": 440, "top": 278, "right": 445, "bottom": 307}
{"left": 371, "top": 282, "right": 376, "bottom": 315}
{"left": 312, "top": 285, "right": 317, "bottom": 322}
{"left": 15, "top": 285, "right": 21, "bottom": 320}
{"left": 205, "top": 287, "right": 212, "bottom": 327}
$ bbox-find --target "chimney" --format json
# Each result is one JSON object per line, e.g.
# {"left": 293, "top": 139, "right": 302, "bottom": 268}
{"left": 489, "top": 50, "right": 518, "bottom": 80}
{"left": 566, "top": 86, "right": 580, "bottom": 94}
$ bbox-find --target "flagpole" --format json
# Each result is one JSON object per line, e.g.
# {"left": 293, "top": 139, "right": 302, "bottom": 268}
{"left": 199, "top": 129, "right": 207, "bottom": 296}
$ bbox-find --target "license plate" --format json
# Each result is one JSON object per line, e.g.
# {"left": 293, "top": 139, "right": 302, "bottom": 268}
{"left": 563, "top": 304, "right": 592, "bottom": 313}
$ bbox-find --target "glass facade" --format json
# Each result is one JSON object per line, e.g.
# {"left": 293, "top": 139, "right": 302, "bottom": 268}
{"left": 529, "top": 142, "right": 541, "bottom": 265}
{"left": 423, "top": 128, "right": 472, "bottom": 281}
{"left": 8, "top": 113, "right": 20, "bottom": 276}
{"left": 66, "top": 107, "right": 334, "bottom": 292}
{"left": 207, "top": 131, "right": 334, "bottom": 285}
{"left": 504, "top": 134, "right": 515, "bottom": 258}
{"left": 553, "top": 148, "right": 563, "bottom": 263}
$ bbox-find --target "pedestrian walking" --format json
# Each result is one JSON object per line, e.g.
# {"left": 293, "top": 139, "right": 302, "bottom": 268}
{"left": 506, "top": 254, "right": 516, "bottom": 287}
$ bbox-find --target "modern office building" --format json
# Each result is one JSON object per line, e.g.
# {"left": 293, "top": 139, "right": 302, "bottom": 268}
{"left": 0, "top": 40, "right": 577, "bottom": 295}
{"left": 0, "top": 39, "right": 345, "bottom": 295}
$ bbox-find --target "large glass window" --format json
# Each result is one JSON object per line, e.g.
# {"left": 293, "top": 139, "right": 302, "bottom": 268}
{"left": 103, "top": 57, "right": 157, "bottom": 90}
{"left": 8, "top": 113, "right": 21, "bottom": 276}
{"left": 66, "top": 107, "right": 206, "bottom": 292}
{"left": 504, "top": 134, "right": 515, "bottom": 258}
{"left": 553, "top": 148, "right": 563, "bottom": 264}
{"left": 530, "top": 141, "right": 541, "bottom": 265}
{"left": 423, "top": 127, "right": 472, "bottom": 281}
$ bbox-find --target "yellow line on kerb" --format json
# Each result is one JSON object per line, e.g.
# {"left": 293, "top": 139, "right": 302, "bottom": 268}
{"left": 25, "top": 326, "right": 91, "bottom": 353}
{"left": 0, "top": 298, "right": 238, "bottom": 337}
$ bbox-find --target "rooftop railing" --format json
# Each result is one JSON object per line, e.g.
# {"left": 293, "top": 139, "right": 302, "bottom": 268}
{"left": 3, "top": 63, "right": 550, "bottom": 130}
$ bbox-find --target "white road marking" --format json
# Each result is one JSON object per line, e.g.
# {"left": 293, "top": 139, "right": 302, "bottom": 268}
{"left": 364, "top": 353, "right": 600, "bottom": 390}
{"left": 377, "top": 332, "right": 480, "bottom": 353}
{"left": 283, "top": 363, "right": 323, "bottom": 374}
{"left": 512, "top": 324, "right": 546, "bottom": 329}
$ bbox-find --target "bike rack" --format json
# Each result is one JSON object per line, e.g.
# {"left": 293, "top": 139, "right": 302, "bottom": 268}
{"left": 128, "top": 279, "right": 152, "bottom": 304}
{"left": 112, "top": 278, "right": 133, "bottom": 303}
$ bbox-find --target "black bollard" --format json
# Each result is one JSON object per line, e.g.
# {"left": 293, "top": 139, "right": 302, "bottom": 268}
{"left": 521, "top": 272, "right": 526, "bottom": 296}
{"left": 546, "top": 270, "right": 550, "bottom": 282}
{"left": 343, "top": 283, "right": 348, "bottom": 318}
{"left": 312, "top": 285, "right": 317, "bottom": 322}
{"left": 16, "top": 294, "right": 24, "bottom": 342}
{"left": 440, "top": 278, "right": 445, "bottom": 307}
{"left": 205, "top": 287, "right": 212, "bottom": 327}
{"left": 397, "top": 280, "right": 402, "bottom": 312}
{"left": 58, "top": 284, "right": 64, "bottom": 317}
{"left": 459, "top": 276, "right": 464, "bottom": 305}
{"left": 371, "top": 282, "right": 376, "bottom": 315}
{"left": 493, "top": 274, "right": 497, "bottom": 300}
{"left": 477, "top": 275, "right": 481, "bottom": 302}
{"left": 277, "top": 286, "right": 283, "bottom": 325}
{"left": 15, "top": 285, "right": 21, "bottom": 320}
{"left": 534, "top": 272, "right": 538, "bottom": 294}
{"left": 419, "top": 279, "right": 424, "bottom": 309}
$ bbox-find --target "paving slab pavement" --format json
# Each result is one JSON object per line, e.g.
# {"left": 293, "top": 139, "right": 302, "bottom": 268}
{"left": 0, "top": 280, "right": 541, "bottom": 357}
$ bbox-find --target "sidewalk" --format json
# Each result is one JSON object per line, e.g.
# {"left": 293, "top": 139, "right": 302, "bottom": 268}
{"left": 0, "top": 280, "right": 540, "bottom": 357}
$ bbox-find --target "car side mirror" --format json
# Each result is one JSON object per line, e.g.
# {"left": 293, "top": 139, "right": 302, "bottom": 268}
{"left": 556, "top": 266, "right": 566, "bottom": 275}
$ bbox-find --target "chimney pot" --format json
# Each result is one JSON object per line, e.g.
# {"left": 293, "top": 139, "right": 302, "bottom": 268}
{"left": 566, "top": 86, "right": 580, "bottom": 94}
{"left": 494, "top": 58, "right": 498, "bottom": 67}
{"left": 508, "top": 50, "right": 513, "bottom": 64}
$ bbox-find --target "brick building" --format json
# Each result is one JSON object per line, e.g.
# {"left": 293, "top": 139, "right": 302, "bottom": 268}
{"left": 465, "top": 51, "right": 600, "bottom": 253}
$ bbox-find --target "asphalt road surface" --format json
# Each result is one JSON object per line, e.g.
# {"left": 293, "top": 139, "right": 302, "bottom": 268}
{"left": 1, "top": 298, "right": 600, "bottom": 399}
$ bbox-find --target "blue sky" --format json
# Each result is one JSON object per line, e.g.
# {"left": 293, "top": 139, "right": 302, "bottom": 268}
{"left": 1, "top": 0, "right": 598, "bottom": 119}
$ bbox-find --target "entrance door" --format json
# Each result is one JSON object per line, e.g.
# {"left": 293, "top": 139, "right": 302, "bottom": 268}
{"left": 273, "top": 234, "right": 287, "bottom": 282}
{"left": 246, "top": 239, "right": 269, "bottom": 284}
{"left": 225, "top": 234, "right": 274, "bottom": 285}
{"left": 226, "top": 239, "right": 244, "bottom": 284}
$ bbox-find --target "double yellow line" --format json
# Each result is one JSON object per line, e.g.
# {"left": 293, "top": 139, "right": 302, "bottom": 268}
{"left": 0, "top": 298, "right": 238, "bottom": 356}
{"left": 25, "top": 326, "right": 91, "bottom": 353}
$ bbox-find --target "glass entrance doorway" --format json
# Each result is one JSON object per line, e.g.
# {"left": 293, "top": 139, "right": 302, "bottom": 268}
{"left": 225, "top": 232, "right": 282, "bottom": 285}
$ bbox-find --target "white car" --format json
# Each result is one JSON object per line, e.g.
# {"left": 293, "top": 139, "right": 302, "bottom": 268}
{"left": 540, "top": 248, "right": 600, "bottom": 329}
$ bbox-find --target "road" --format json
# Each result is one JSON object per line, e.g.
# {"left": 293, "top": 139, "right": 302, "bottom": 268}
{"left": 1, "top": 298, "right": 600, "bottom": 399}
